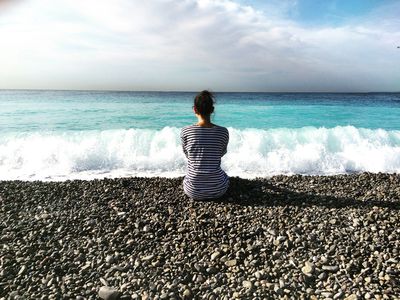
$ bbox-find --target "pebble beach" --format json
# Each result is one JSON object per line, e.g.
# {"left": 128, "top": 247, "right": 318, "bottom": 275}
{"left": 1, "top": 173, "right": 399, "bottom": 299}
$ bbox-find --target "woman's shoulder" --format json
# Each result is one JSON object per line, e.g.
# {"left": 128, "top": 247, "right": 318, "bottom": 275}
{"left": 181, "top": 124, "right": 196, "bottom": 131}
{"left": 213, "top": 125, "right": 229, "bottom": 133}
{"left": 181, "top": 124, "right": 196, "bottom": 136}
{"left": 215, "top": 124, "right": 228, "bottom": 130}
{"left": 181, "top": 124, "right": 228, "bottom": 133}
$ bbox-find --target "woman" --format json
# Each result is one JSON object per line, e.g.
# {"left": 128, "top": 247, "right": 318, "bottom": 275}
{"left": 181, "top": 90, "right": 229, "bottom": 200}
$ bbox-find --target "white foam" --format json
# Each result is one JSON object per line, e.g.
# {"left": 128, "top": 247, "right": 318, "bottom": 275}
{"left": 1, "top": 126, "right": 400, "bottom": 181}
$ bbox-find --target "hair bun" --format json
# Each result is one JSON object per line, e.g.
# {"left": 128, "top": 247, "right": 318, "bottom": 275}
{"left": 194, "top": 90, "right": 215, "bottom": 116}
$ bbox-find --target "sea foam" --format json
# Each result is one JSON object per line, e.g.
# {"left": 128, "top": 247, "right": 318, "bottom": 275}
{"left": 1, "top": 126, "right": 400, "bottom": 180}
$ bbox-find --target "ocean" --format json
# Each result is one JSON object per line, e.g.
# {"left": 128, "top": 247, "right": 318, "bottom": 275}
{"left": 1, "top": 90, "right": 400, "bottom": 180}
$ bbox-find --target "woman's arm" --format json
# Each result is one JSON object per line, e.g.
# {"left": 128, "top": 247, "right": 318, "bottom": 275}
{"left": 181, "top": 130, "right": 188, "bottom": 158}
{"left": 222, "top": 128, "right": 229, "bottom": 156}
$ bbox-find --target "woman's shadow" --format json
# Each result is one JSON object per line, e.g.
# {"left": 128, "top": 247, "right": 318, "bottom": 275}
{"left": 211, "top": 177, "right": 400, "bottom": 210}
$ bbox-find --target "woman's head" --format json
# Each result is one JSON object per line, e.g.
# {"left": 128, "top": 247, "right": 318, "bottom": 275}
{"left": 194, "top": 90, "right": 215, "bottom": 116}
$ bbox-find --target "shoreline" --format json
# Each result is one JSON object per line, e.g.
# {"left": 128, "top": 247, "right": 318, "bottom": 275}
{"left": 2, "top": 171, "right": 399, "bottom": 183}
{"left": 1, "top": 173, "right": 399, "bottom": 298}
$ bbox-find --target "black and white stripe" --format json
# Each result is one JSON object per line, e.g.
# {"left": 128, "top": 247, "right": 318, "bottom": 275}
{"left": 181, "top": 125, "right": 229, "bottom": 200}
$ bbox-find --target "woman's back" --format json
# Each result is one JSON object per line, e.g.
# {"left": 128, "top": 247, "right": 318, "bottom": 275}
{"left": 181, "top": 124, "right": 229, "bottom": 199}
{"left": 181, "top": 90, "right": 229, "bottom": 200}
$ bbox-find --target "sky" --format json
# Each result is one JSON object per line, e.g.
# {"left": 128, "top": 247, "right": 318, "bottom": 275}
{"left": 0, "top": 0, "right": 399, "bottom": 92}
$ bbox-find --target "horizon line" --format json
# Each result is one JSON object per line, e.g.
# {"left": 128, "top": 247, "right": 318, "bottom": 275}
{"left": 1, "top": 88, "right": 399, "bottom": 94}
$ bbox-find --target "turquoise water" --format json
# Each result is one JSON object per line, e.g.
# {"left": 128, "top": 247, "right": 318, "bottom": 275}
{"left": 1, "top": 90, "right": 400, "bottom": 132}
{"left": 1, "top": 90, "right": 400, "bottom": 180}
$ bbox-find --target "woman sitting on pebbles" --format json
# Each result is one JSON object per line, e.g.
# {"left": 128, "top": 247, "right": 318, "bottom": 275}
{"left": 181, "top": 90, "right": 229, "bottom": 200}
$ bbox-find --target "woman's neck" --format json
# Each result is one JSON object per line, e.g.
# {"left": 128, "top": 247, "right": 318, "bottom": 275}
{"left": 196, "top": 115, "right": 214, "bottom": 127}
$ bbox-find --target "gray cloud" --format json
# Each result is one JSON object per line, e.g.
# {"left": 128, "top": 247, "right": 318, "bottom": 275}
{"left": 0, "top": 0, "right": 399, "bottom": 91}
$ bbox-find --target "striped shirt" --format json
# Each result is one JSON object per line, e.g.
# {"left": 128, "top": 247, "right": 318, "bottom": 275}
{"left": 181, "top": 124, "right": 229, "bottom": 200}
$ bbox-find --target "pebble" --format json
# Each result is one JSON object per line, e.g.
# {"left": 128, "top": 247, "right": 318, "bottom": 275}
{"left": 321, "top": 292, "right": 333, "bottom": 298}
{"left": 1, "top": 174, "right": 399, "bottom": 299}
{"left": 225, "top": 259, "right": 237, "bottom": 267}
{"left": 322, "top": 265, "right": 339, "bottom": 272}
{"left": 232, "top": 292, "right": 240, "bottom": 298}
{"left": 277, "top": 236, "right": 286, "bottom": 242}
{"left": 100, "top": 277, "right": 109, "bottom": 286}
{"left": 183, "top": 288, "right": 193, "bottom": 299}
{"left": 344, "top": 295, "right": 358, "bottom": 300}
{"left": 318, "top": 272, "right": 328, "bottom": 280}
{"left": 207, "top": 266, "right": 218, "bottom": 274}
{"left": 106, "top": 255, "right": 114, "bottom": 264}
{"left": 274, "top": 285, "right": 284, "bottom": 296}
{"left": 18, "top": 265, "right": 27, "bottom": 275}
{"left": 334, "top": 291, "right": 344, "bottom": 299}
{"left": 211, "top": 251, "right": 221, "bottom": 261}
{"left": 98, "top": 286, "right": 121, "bottom": 300}
{"left": 242, "top": 280, "right": 253, "bottom": 289}
{"left": 301, "top": 262, "right": 315, "bottom": 275}
{"left": 254, "top": 270, "right": 264, "bottom": 279}
{"left": 142, "top": 255, "right": 154, "bottom": 261}
{"left": 9, "top": 291, "right": 19, "bottom": 299}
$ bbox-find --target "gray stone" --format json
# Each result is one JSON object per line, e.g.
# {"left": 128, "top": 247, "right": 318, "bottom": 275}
{"left": 18, "top": 265, "right": 27, "bottom": 275}
{"left": 334, "top": 291, "right": 344, "bottom": 299}
{"left": 207, "top": 266, "right": 218, "bottom": 274}
{"left": 344, "top": 295, "right": 358, "bottom": 300}
{"left": 242, "top": 280, "right": 253, "bottom": 289}
{"left": 105, "top": 255, "right": 114, "bottom": 264}
{"left": 183, "top": 288, "right": 193, "bottom": 300}
{"left": 321, "top": 292, "right": 333, "bottom": 298}
{"left": 98, "top": 286, "right": 121, "bottom": 300}
{"left": 276, "top": 236, "right": 286, "bottom": 242}
{"left": 302, "top": 262, "right": 315, "bottom": 275}
{"left": 274, "top": 285, "right": 284, "bottom": 296}
{"left": 225, "top": 259, "right": 237, "bottom": 267}
{"left": 9, "top": 291, "right": 19, "bottom": 299}
{"left": 211, "top": 251, "right": 221, "bottom": 261}
{"left": 254, "top": 270, "right": 264, "bottom": 280}
{"left": 318, "top": 272, "right": 328, "bottom": 280}
{"left": 322, "top": 265, "right": 339, "bottom": 272}
{"left": 142, "top": 255, "right": 154, "bottom": 261}
{"left": 100, "top": 277, "right": 109, "bottom": 286}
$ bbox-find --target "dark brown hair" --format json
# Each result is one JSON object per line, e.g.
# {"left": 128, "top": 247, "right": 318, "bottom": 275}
{"left": 194, "top": 90, "right": 215, "bottom": 116}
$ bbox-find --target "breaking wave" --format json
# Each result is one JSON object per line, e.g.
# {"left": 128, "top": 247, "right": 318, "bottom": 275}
{"left": 1, "top": 126, "right": 400, "bottom": 180}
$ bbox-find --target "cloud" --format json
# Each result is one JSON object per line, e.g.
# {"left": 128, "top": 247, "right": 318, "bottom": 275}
{"left": 0, "top": 0, "right": 399, "bottom": 91}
